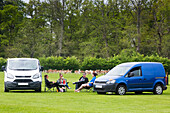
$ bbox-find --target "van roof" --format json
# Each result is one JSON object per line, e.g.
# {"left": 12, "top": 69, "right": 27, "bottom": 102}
{"left": 118, "top": 62, "right": 162, "bottom": 67}
{"left": 8, "top": 58, "right": 38, "bottom": 61}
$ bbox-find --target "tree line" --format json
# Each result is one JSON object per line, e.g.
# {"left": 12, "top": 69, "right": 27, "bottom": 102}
{"left": 0, "top": 50, "right": 170, "bottom": 73}
{"left": 0, "top": 0, "right": 169, "bottom": 59}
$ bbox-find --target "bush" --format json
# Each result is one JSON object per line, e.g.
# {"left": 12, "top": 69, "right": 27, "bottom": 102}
{"left": 64, "top": 56, "right": 80, "bottom": 71}
{"left": 0, "top": 53, "right": 169, "bottom": 73}
{"left": 39, "top": 56, "right": 64, "bottom": 70}
{"left": 0, "top": 57, "right": 7, "bottom": 71}
{"left": 81, "top": 57, "right": 107, "bottom": 70}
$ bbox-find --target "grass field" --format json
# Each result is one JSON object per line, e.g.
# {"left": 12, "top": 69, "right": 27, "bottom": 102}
{"left": 0, "top": 72, "right": 170, "bottom": 113}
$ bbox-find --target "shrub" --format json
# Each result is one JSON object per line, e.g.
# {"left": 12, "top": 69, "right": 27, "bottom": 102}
{"left": 0, "top": 57, "right": 7, "bottom": 71}
{"left": 64, "top": 56, "right": 80, "bottom": 71}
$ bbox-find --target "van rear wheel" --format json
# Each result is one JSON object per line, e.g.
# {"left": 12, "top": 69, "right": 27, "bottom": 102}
{"left": 154, "top": 84, "right": 163, "bottom": 95}
{"left": 116, "top": 85, "right": 126, "bottom": 95}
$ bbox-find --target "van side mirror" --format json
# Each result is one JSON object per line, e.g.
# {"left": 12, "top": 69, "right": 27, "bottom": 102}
{"left": 40, "top": 66, "right": 44, "bottom": 71}
{"left": 1, "top": 66, "right": 6, "bottom": 71}
{"left": 128, "top": 72, "right": 134, "bottom": 77}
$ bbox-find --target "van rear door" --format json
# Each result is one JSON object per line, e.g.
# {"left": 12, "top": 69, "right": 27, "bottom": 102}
{"left": 141, "top": 64, "right": 155, "bottom": 89}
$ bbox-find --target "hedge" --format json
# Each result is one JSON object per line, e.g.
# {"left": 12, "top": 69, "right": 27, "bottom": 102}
{"left": 0, "top": 54, "right": 170, "bottom": 73}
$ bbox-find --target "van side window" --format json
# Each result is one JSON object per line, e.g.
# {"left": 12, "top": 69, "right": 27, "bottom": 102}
{"left": 129, "top": 67, "right": 142, "bottom": 77}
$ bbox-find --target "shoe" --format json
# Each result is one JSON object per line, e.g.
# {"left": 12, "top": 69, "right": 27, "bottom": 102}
{"left": 75, "top": 89, "right": 79, "bottom": 92}
{"left": 68, "top": 87, "right": 71, "bottom": 89}
{"left": 73, "top": 82, "right": 75, "bottom": 84}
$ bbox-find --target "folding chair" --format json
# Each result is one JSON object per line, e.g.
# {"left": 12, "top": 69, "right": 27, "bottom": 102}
{"left": 84, "top": 86, "right": 93, "bottom": 92}
{"left": 44, "top": 80, "right": 55, "bottom": 92}
{"left": 83, "top": 83, "right": 94, "bottom": 92}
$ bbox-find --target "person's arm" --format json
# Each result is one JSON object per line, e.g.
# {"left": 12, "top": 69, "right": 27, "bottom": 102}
{"left": 85, "top": 78, "right": 89, "bottom": 83}
{"left": 89, "top": 77, "right": 96, "bottom": 84}
{"left": 45, "top": 78, "right": 53, "bottom": 85}
{"left": 79, "top": 76, "right": 82, "bottom": 81}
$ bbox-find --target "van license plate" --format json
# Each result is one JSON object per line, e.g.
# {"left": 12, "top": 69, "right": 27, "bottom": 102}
{"left": 18, "top": 83, "right": 28, "bottom": 85}
{"left": 95, "top": 85, "right": 102, "bottom": 88}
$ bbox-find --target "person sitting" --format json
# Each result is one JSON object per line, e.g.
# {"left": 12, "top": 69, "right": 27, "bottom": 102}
{"left": 75, "top": 73, "right": 97, "bottom": 92}
{"left": 44, "top": 75, "right": 60, "bottom": 92}
{"left": 57, "top": 73, "right": 71, "bottom": 91}
{"left": 73, "top": 73, "right": 89, "bottom": 90}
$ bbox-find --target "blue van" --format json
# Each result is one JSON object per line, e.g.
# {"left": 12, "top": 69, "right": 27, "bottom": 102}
{"left": 93, "top": 62, "right": 167, "bottom": 95}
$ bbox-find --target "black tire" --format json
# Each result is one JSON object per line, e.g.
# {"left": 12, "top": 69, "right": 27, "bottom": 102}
{"left": 4, "top": 83, "right": 9, "bottom": 92}
{"left": 35, "top": 85, "right": 41, "bottom": 92}
{"left": 97, "top": 92, "right": 106, "bottom": 94}
{"left": 4, "top": 86, "right": 9, "bottom": 92}
{"left": 153, "top": 84, "right": 163, "bottom": 95}
{"left": 135, "top": 91, "right": 143, "bottom": 94}
{"left": 116, "top": 85, "right": 126, "bottom": 95}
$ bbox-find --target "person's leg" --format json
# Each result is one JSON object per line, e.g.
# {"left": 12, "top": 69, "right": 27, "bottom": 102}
{"left": 75, "top": 83, "right": 79, "bottom": 90}
{"left": 66, "top": 83, "right": 71, "bottom": 89}
{"left": 76, "top": 83, "right": 89, "bottom": 92}
{"left": 54, "top": 82, "right": 61, "bottom": 92}
{"left": 76, "top": 82, "right": 82, "bottom": 89}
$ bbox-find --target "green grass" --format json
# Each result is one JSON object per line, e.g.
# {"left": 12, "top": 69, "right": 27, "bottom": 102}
{"left": 0, "top": 72, "right": 170, "bottom": 113}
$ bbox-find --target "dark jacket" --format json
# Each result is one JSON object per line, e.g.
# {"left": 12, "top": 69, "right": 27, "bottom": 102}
{"left": 45, "top": 77, "right": 53, "bottom": 86}
{"left": 79, "top": 76, "right": 89, "bottom": 84}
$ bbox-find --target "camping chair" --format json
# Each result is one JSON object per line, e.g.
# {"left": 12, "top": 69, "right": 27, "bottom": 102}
{"left": 84, "top": 86, "right": 93, "bottom": 92}
{"left": 58, "top": 79, "right": 68, "bottom": 92}
{"left": 83, "top": 83, "right": 94, "bottom": 92}
{"left": 44, "top": 79, "right": 55, "bottom": 92}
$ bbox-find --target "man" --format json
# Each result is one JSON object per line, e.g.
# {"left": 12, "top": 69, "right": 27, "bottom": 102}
{"left": 73, "top": 73, "right": 89, "bottom": 89}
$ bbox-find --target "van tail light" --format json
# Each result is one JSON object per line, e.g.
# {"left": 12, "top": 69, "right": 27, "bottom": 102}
{"left": 165, "top": 76, "right": 167, "bottom": 85}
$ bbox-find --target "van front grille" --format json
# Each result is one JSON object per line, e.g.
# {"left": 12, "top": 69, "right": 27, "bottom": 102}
{"left": 14, "top": 79, "right": 33, "bottom": 83}
{"left": 15, "top": 76, "right": 31, "bottom": 78}
{"left": 95, "top": 81, "right": 106, "bottom": 83}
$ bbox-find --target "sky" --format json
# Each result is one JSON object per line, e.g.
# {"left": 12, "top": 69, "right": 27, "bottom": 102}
{"left": 22, "top": 0, "right": 45, "bottom": 3}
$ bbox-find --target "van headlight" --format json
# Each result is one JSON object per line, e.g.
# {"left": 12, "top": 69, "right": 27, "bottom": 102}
{"left": 7, "top": 73, "right": 14, "bottom": 79}
{"left": 33, "top": 73, "right": 39, "bottom": 79}
{"left": 106, "top": 79, "right": 116, "bottom": 84}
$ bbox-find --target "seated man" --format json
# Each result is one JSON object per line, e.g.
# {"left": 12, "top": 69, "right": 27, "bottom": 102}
{"left": 73, "top": 73, "right": 89, "bottom": 90}
{"left": 75, "top": 73, "right": 97, "bottom": 92}
{"left": 44, "top": 75, "right": 60, "bottom": 92}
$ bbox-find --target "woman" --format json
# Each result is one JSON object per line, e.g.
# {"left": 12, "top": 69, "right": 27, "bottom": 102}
{"left": 75, "top": 73, "right": 97, "bottom": 92}
{"left": 57, "top": 73, "right": 71, "bottom": 92}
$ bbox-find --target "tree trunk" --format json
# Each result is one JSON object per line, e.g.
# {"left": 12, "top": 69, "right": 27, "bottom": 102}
{"left": 136, "top": 1, "right": 141, "bottom": 52}
{"left": 58, "top": 0, "right": 65, "bottom": 56}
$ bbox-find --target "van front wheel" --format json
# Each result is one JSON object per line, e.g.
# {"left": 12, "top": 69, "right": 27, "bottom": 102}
{"left": 116, "top": 85, "right": 126, "bottom": 95}
{"left": 154, "top": 84, "right": 163, "bottom": 95}
{"left": 4, "top": 86, "right": 9, "bottom": 92}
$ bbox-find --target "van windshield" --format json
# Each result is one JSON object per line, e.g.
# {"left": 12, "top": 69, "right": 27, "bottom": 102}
{"left": 8, "top": 60, "right": 37, "bottom": 70}
{"left": 106, "top": 66, "right": 131, "bottom": 76}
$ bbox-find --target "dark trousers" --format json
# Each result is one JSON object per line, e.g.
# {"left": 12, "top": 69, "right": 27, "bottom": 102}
{"left": 75, "top": 81, "right": 84, "bottom": 89}
{"left": 53, "top": 82, "right": 60, "bottom": 92}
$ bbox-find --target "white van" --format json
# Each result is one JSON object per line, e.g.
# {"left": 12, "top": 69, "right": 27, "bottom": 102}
{"left": 2, "top": 58, "right": 43, "bottom": 92}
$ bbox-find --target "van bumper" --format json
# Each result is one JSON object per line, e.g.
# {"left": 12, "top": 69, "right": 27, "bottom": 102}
{"left": 93, "top": 83, "right": 118, "bottom": 92}
{"left": 164, "top": 86, "right": 167, "bottom": 90}
{"left": 5, "top": 81, "right": 41, "bottom": 90}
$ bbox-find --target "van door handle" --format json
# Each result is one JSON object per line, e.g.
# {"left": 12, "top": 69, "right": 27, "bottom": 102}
{"left": 144, "top": 78, "right": 146, "bottom": 80}
{"left": 139, "top": 79, "right": 142, "bottom": 80}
